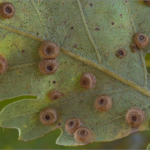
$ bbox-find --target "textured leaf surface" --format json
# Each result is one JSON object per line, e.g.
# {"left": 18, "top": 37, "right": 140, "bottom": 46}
{"left": 0, "top": 0, "right": 150, "bottom": 146}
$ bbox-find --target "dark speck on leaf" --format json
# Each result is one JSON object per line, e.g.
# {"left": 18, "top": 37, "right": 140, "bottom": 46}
{"left": 53, "top": 81, "right": 56, "bottom": 84}
{"left": 73, "top": 44, "right": 78, "bottom": 48}
{"left": 21, "top": 49, "right": 25, "bottom": 53}
{"left": 120, "top": 14, "right": 122, "bottom": 18}
{"left": 89, "top": 3, "right": 93, "bottom": 7}
{"left": 111, "top": 22, "right": 115, "bottom": 25}
{"left": 95, "top": 27, "right": 100, "bottom": 31}
{"left": 71, "top": 27, "right": 74, "bottom": 29}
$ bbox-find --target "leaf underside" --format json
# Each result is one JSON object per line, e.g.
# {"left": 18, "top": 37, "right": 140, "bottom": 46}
{"left": 0, "top": 0, "right": 150, "bottom": 146}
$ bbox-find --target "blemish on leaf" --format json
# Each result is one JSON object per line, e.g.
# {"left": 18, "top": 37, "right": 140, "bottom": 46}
{"left": 65, "top": 118, "right": 82, "bottom": 134}
{"left": 125, "top": 108, "right": 145, "bottom": 127}
{"left": 53, "top": 81, "right": 56, "bottom": 84}
{"left": 73, "top": 44, "right": 78, "bottom": 48}
{"left": 0, "top": 2, "right": 15, "bottom": 19}
{"left": 71, "top": 27, "right": 74, "bottom": 29}
{"left": 80, "top": 73, "right": 96, "bottom": 89}
{"left": 130, "top": 43, "right": 138, "bottom": 52}
{"left": 89, "top": 3, "right": 93, "bottom": 7}
{"left": 58, "top": 123, "right": 61, "bottom": 126}
{"left": 39, "top": 41, "right": 60, "bottom": 59}
{"left": 48, "top": 90, "right": 63, "bottom": 100}
{"left": 95, "top": 27, "right": 100, "bottom": 31}
{"left": 21, "top": 49, "right": 25, "bottom": 53}
{"left": 74, "top": 127, "right": 92, "bottom": 144}
{"left": 39, "top": 107, "right": 57, "bottom": 126}
{"left": 95, "top": 95, "right": 112, "bottom": 112}
{"left": 39, "top": 59, "right": 58, "bottom": 75}
{"left": 0, "top": 55, "right": 8, "bottom": 74}
{"left": 120, "top": 14, "right": 122, "bottom": 18}
{"left": 134, "top": 33, "right": 149, "bottom": 49}
{"left": 117, "top": 48, "right": 126, "bottom": 58}
{"left": 111, "top": 22, "right": 115, "bottom": 25}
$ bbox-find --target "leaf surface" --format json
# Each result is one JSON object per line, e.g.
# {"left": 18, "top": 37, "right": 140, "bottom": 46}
{"left": 0, "top": 0, "right": 150, "bottom": 146}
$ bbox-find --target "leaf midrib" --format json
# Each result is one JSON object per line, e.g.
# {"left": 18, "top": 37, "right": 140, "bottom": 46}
{"left": 0, "top": 22, "right": 150, "bottom": 98}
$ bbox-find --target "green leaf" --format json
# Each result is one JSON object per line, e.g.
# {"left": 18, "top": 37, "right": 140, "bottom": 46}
{"left": 147, "top": 143, "right": 150, "bottom": 150}
{"left": 0, "top": 0, "right": 150, "bottom": 146}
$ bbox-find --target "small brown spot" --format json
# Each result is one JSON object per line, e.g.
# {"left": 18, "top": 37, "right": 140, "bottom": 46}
{"left": 50, "top": 18, "right": 53, "bottom": 21}
{"left": 111, "top": 22, "right": 115, "bottom": 25}
{"left": 39, "top": 41, "right": 60, "bottom": 59}
{"left": 74, "top": 127, "right": 92, "bottom": 144}
{"left": 48, "top": 90, "right": 63, "bottom": 101}
{"left": 73, "top": 44, "right": 78, "bottom": 48}
{"left": 95, "top": 27, "right": 100, "bottom": 31}
{"left": 117, "top": 48, "right": 126, "bottom": 58}
{"left": 39, "top": 59, "right": 59, "bottom": 75}
{"left": 89, "top": 3, "right": 93, "bottom": 7}
{"left": 134, "top": 33, "right": 149, "bottom": 49}
{"left": 39, "top": 107, "right": 57, "bottom": 126}
{"left": 0, "top": 2, "right": 15, "bottom": 19}
{"left": 120, "top": 14, "right": 122, "bottom": 18}
{"left": 144, "top": 0, "right": 150, "bottom": 6}
{"left": 58, "top": 123, "right": 61, "bottom": 126}
{"left": 53, "top": 81, "right": 56, "bottom": 84}
{"left": 80, "top": 73, "right": 96, "bottom": 89}
{"left": 0, "top": 55, "right": 8, "bottom": 74}
{"left": 65, "top": 118, "right": 82, "bottom": 134}
{"left": 130, "top": 43, "right": 138, "bottom": 52}
{"left": 21, "top": 49, "right": 25, "bottom": 53}
{"left": 126, "top": 108, "right": 145, "bottom": 127}
{"left": 95, "top": 95, "right": 112, "bottom": 112}
{"left": 71, "top": 27, "right": 74, "bottom": 29}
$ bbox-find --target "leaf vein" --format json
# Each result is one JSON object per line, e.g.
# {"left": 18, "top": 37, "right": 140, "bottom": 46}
{"left": 76, "top": 0, "right": 101, "bottom": 63}
{"left": 0, "top": 23, "right": 43, "bottom": 42}
{"left": 0, "top": 23, "right": 150, "bottom": 99}
{"left": 61, "top": 47, "right": 150, "bottom": 98}
{"left": 31, "top": 0, "right": 49, "bottom": 39}
{"left": 127, "top": 1, "right": 148, "bottom": 89}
